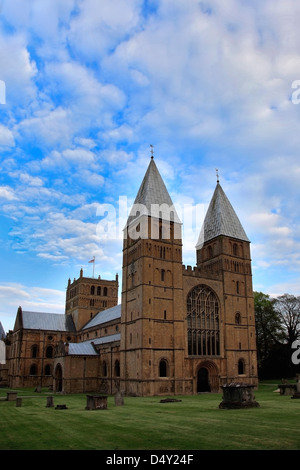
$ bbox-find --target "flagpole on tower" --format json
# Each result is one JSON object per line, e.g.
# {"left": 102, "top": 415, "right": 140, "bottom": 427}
{"left": 88, "top": 256, "right": 95, "bottom": 278}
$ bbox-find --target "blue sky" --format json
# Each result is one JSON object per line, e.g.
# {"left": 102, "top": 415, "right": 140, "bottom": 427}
{"left": 1, "top": 0, "right": 300, "bottom": 332}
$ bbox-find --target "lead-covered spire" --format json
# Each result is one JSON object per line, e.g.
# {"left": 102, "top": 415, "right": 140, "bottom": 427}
{"left": 126, "top": 156, "right": 181, "bottom": 226}
{"left": 196, "top": 182, "right": 249, "bottom": 249}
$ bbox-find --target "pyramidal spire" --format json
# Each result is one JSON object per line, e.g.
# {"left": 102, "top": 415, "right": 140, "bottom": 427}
{"left": 126, "top": 155, "right": 181, "bottom": 226}
{"left": 196, "top": 182, "right": 249, "bottom": 249}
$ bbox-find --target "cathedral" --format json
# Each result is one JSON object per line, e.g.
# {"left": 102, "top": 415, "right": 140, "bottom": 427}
{"left": 3, "top": 155, "right": 258, "bottom": 396}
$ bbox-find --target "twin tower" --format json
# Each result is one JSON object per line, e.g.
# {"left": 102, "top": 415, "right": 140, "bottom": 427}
{"left": 120, "top": 156, "right": 258, "bottom": 396}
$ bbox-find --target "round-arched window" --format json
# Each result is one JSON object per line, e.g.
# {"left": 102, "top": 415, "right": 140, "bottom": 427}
{"left": 159, "top": 359, "right": 168, "bottom": 377}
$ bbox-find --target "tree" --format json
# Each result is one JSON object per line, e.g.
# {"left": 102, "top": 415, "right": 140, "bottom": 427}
{"left": 254, "top": 292, "right": 300, "bottom": 379}
{"left": 273, "top": 294, "right": 300, "bottom": 347}
{"left": 254, "top": 292, "right": 284, "bottom": 377}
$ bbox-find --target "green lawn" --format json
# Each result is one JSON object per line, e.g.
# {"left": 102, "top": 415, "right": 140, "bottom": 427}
{"left": 0, "top": 383, "right": 299, "bottom": 450}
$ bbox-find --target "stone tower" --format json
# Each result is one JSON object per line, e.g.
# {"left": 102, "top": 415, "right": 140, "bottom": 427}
{"left": 65, "top": 268, "right": 119, "bottom": 331}
{"left": 120, "top": 156, "right": 186, "bottom": 396}
{"left": 195, "top": 181, "right": 257, "bottom": 384}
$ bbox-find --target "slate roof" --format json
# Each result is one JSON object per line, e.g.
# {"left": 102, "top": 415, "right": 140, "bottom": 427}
{"left": 126, "top": 157, "right": 181, "bottom": 226}
{"left": 196, "top": 182, "right": 249, "bottom": 248}
{"left": 68, "top": 333, "right": 121, "bottom": 356}
{"left": 0, "top": 322, "right": 5, "bottom": 339}
{"left": 83, "top": 304, "right": 121, "bottom": 330}
{"left": 20, "top": 311, "right": 76, "bottom": 332}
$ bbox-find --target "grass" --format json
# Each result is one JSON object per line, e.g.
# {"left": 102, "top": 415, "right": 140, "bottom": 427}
{"left": 1, "top": 382, "right": 300, "bottom": 450}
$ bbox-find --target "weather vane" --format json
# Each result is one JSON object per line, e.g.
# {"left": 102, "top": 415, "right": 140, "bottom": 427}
{"left": 150, "top": 144, "right": 154, "bottom": 159}
{"left": 216, "top": 168, "right": 219, "bottom": 183}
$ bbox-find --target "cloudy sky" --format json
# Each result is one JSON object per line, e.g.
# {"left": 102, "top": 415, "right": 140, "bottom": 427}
{"left": 1, "top": 0, "right": 300, "bottom": 332}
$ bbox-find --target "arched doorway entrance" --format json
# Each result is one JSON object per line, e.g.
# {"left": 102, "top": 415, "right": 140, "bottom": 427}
{"left": 197, "top": 368, "right": 211, "bottom": 392}
{"left": 55, "top": 364, "right": 63, "bottom": 392}
{"left": 196, "top": 361, "right": 219, "bottom": 393}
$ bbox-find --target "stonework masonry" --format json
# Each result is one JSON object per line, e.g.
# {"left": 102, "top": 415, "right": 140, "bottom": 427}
{"left": 4, "top": 157, "right": 258, "bottom": 396}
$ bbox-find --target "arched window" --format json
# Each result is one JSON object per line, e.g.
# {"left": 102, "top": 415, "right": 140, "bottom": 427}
{"left": 30, "top": 364, "right": 37, "bottom": 375}
{"left": 187, "top": 285, "right": 220, "bottom": 356}
{"left": 46, "top": 345, "right": 53, "bottom": 358}
{"left": 91, "top": 285, "right": 95, "bottom": 295}
{"left": 102, "top": 361, "right": 107, "bottom": 376}
{"left": 159, "top": 359, "right": 168, "bottom": 377}
{"left": 114, "top": 360, "right": 120, "bottom": 377}
{"left": 103, "top": 287, "right": 107, "bottom": 296}
{"left": 235, "top": 312, "right": 241, "bottom": 325}
{"left": 97, "top": 286, "right": 101, "bottom": 295}
{"left": 238, "top": 359, "right": 245, "bottom": 375}
{"left": 31, "top": 345, "right": 38, "bottom": 358}
{"left": 45, "top": 364, "right": 51, "bottom": 376}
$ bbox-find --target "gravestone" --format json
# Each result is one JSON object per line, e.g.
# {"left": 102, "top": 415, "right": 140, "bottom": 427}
{"left": 114, "top": 391, "right": 124, "bottom": 406}
{"left": 291, "top": 374, "right": 300, "bottom": 399}
{"left": 160, "top": 398, "right": 182, "bottom": 403}
{"left": 278, "top": 379, "right": 296, "bottom": 395}
{"left": 46, "top": 396, "right": 54, "bottom": 408}
{"left": 86, "top": 395, "right": 108, "bottom": 410}
{"left": 16, "top": 398, "right": 22, "bottom": 407}
{"left": 219, "top": 382, "right": 260, "bottom": 409}
{"left": 6, "top": 392, "right": 17, "bottom": 401}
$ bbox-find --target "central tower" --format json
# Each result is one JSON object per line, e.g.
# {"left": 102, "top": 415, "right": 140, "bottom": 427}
{"left": 120, "top": 155, "right": 186, "bottom": 396}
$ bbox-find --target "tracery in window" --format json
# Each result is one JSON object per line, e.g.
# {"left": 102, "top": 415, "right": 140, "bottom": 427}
{"left": 187, "top": 285, "right": 220, "bottom": 356}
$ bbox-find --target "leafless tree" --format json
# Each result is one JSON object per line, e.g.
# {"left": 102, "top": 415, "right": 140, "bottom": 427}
{"left": 273, "top": 294, "right": 300, "bottom": 347}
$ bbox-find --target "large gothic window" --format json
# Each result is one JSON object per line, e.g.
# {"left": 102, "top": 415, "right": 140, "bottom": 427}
{"left": 187, "top": 285, "right": 220, "bottom": 356}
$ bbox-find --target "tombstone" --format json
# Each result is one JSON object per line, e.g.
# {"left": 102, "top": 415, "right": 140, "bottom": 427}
{"left": 291, "top": 375, "right": 300, "bottom": 399}
{"left": 86, "top": 395, "right": 108, "bottom": 410}
{"left": 278, "top": 383, "right": 296, "bottom": 395}
{"left": 160, "top": 398, "right": 182, "bottom": 403}
{"left": 114, "top": 391, "right": 124, "bottom": 406}
{"left": 6, "top": 391, "right": 17, "bottom": 401}
{"left": 16, "top": 398, "right": 22, "bottom": 407}
{"left": 55, "top": 404, "right": 68, "bottom": 409}
{"left": 46, "top": 396, "right": 54, "bottom": 408}
{"left": 219, "top": 382, "right": 260, "bottom": 409}
{"left": 35, "top": 385, "right": 42, "bottom": 393}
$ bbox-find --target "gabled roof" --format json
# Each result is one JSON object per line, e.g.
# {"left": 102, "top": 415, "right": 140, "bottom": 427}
{"left": 83, "top": 304, "right": 121, "bottom": 330}
{"left": 126, "top": 157, "right": 181, "bottom": 226}
{"left": 15, "top": 310, "right": 76, "bottom": 332}
{"left": 196, "top": 182, "right": 249, "bottom": 248}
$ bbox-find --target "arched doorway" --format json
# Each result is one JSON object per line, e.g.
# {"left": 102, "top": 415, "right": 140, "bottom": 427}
{"left": 196, "top": 361, "right": 219, "bottom": 393}
{"left": 55, "top": 364, "right": 63, "bottom": 392}
{"left": 197, "top": 368, "right": 211, "bottom": 392}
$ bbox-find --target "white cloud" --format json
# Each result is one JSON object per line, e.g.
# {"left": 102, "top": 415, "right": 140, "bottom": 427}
{"left": 67, "top": 0, "right": 141, "bottom": 59}
{"left": 0, "top": 0, "right": 300, "bottom": 303}
{"left": 0, "top": 186, "right": 18, "bottom": 201}
{"left": 0, "top": 282, "right": 66, "bottom": 332}
{"left": 17, "top": 107, "right": 74, "bottom": 148}
{"left": 0, "top": 125, "right": 15, "bottom": 147}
